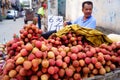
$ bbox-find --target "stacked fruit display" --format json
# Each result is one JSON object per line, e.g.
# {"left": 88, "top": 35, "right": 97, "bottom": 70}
{"left": 0, "top": 44, "right": 6, "bottom": 60}
{"left": 19, "top": 24, "right": 43, "bottom": 44}
{"left": 0, "top": 44, "right": 6, "bottom": 75}
{"left": 1, "top": 24, "right": 120, "bottom": 80}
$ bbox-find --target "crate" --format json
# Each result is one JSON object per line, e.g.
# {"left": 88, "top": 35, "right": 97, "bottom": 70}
{"left": 83, "top": 69, "right": 120, "bottom": 80}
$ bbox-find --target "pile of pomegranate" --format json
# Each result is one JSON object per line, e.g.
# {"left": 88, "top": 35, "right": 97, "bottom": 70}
{"left": 1, "top": 24, "right": 120, "bottom": 80}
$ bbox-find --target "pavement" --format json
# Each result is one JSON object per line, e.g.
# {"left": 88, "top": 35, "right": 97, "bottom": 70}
{"left": 0, "top": 16, "right": 47, "bottom": 44}
{"left": 0, "top": 17, "right": 33, "bottom": 44}
{"left": 96, "top": 26, "right": 120, "bottom": 35}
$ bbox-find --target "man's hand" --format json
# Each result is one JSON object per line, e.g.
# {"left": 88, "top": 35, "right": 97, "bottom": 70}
{"left": 63, "top": 21, "right": 68, "bottom": 27}
{"left": 63, "top": 21, "right": 72, "bottom": 27}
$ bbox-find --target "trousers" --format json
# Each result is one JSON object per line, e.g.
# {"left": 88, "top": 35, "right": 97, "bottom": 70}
{"left": 38, "top": 14, "right": 41, "bottom": 29}
{"left": 41, "top": 30, "right": 57, "bottom": 39}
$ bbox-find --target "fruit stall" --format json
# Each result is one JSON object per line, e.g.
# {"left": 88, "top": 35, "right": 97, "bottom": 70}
{"left": 0, "top": 23, "right": 120, "bottom": 80}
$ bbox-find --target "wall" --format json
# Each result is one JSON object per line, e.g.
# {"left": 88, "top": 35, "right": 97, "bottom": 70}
{"left": 48, "top": 0, "right": 58, "bottom": 15}
{"left": 66, "top": 0, "right": 120, "bottom": 33}
{"left": 66, "top": 0, "right": 83, "bottom": 21}
{"left": 48, "top": 0, "right": 66, "bottom": 17}
{"left": 58, "top": 0, "right": 66, "bottom": 18}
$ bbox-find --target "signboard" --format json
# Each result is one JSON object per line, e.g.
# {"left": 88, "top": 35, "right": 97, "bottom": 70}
{"left": 48, "top": 15, "right": 63, "bottom": 31}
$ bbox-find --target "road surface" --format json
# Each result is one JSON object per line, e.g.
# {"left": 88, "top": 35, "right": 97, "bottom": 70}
{"left": 0, "top": 17, "right": 33, "bottom": 44}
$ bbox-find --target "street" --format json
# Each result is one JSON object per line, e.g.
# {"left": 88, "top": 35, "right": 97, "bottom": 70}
{"left": 0, "top": 17, "right": 32, "bottom": 44}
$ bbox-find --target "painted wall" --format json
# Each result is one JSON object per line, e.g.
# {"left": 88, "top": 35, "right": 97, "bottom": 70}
{"left": 66, "top": 0, "right": 120, "bottom": 33}
{"left": 58, "top": 0, "right": 66, "bottom": 18}
{"left": 48, "top": 0, "right": 58, "bottom": 16}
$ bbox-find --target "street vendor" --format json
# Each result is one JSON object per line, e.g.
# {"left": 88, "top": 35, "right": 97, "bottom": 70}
{"left": 37, "top": 2, "right": 47, "bottom": 29}
{"left": 42, "top": 1, "right": 96, "bottom": 39}
{"left": 64, "top": 1, "right": 96, "bottom": 29}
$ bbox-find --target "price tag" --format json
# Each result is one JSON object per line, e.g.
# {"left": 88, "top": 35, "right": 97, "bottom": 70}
{"left": 48, "top": 16, "right": 63, "bottom": 31}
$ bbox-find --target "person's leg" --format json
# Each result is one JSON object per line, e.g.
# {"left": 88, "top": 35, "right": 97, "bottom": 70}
{"left": 41, "top": 30, "right": 57, "bottom": 39}
{"left": 38, "top": 14, "right": 41, "bottom": 29}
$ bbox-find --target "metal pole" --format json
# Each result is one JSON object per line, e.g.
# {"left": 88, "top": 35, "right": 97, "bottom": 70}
{"left": 13, "top": 9, "right": 16, "bottom": 21}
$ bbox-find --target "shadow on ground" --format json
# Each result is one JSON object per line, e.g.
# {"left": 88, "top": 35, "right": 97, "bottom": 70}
{"left": 96, "top": 26, "right": 120, "bottom": 35}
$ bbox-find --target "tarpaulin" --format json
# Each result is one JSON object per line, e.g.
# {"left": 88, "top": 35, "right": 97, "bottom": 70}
{"left": 55, "top": 24, "right": 112, "bottom": 46}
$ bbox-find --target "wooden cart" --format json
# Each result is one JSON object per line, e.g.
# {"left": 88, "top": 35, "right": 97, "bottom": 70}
{"left": 24, "top": 9, "right": 34, "bottom": 24}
